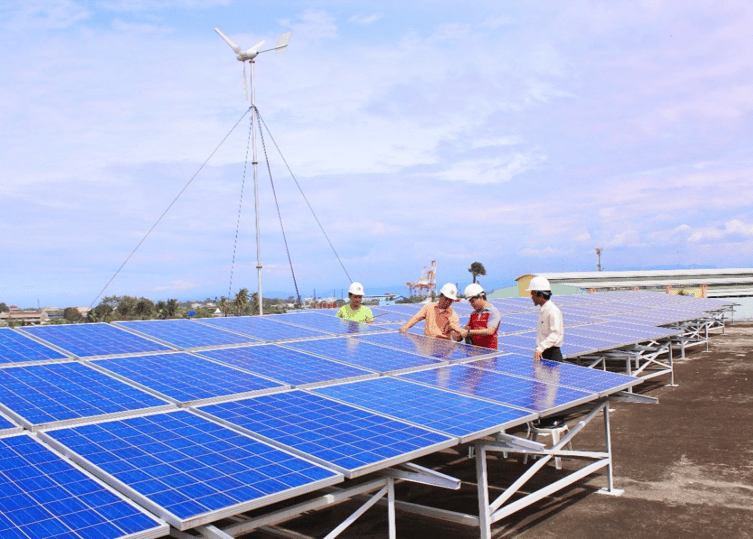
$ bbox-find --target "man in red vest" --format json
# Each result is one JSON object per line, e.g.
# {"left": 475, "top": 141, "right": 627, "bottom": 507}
{"left": 462, "top": 283, "right": 501, "bottom": 349}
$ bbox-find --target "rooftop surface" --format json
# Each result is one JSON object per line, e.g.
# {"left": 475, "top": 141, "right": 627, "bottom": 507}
{"left": 249, "top": 323, "right": 752, "bottom": 539}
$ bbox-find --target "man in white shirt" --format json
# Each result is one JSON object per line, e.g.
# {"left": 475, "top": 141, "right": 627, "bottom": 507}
{"left": 527, "top": 276, "right": 564, "bottom": 361}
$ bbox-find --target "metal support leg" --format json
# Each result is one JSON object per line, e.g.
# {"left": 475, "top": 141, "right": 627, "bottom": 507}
{"left": 475, "top": 443, "right": 492, "bottom": 539}
{"left": 597, "top": 403, "right": 623, "bottom": 496}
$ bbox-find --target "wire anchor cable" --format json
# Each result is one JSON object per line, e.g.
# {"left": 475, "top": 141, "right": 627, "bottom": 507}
{"left": 254, "top": 106, "right": 302, "bottom": 305}
{"left": 228, "top": 109, "right": 254, "bottom": 298}
{"left": 256, "top": 111, "right": 352, "bottom": 283}
{"left": 89, "top": 107, "right": 252, "bottom": 309}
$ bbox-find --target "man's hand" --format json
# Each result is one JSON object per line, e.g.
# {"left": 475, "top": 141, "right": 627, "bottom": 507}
{"left": 534, "top": 349, "right": 543, "bottom": 361}
{"left": 399, "top": 326, "right": 408, "bottom": 333}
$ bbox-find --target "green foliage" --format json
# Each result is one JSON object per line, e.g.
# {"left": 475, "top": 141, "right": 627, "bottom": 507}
{"left": 468, "top": 261, "right": 487, "bottom": 283}
{"left": 63, "top": 307, "right": 82, "bottom": 323}
{"left": 396, "top": 295, "right": 426, "bottom": 304}
{"left": 0, "top": 303, "right": 9, "bottom": 313}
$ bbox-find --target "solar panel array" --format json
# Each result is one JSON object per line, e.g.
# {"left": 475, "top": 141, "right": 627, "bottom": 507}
{"left": 0, "top": 290, "right": 729, "bottom": 536}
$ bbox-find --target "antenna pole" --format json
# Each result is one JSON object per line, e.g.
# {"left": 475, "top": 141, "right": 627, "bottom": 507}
{"left": 250, "top": 59, "right": 263, "bottom": 315}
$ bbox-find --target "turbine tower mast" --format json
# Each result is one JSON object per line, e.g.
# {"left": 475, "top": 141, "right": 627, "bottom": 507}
{"left": 215, "top": 28, "right": 291, "bottom": 315}
{"left": 595, "top": 247, "right": 604, "bottom": 272}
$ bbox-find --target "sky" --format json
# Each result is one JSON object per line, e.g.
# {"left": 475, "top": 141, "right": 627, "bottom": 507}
{"left": 2, "top": 0, "right": 753, "bottom": 308}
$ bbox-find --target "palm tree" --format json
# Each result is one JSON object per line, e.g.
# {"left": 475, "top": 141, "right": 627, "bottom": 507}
{"left": 233, "top": 288, "right": 249, "bottom": 316}
{"left": 468, "top": 261, "right": 487, "bottom": 284}
{"left": 218, "top": 296, "right": 229, "bottom": 317}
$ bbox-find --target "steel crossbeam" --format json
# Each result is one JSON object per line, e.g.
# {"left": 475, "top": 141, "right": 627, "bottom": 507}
{"left": 474, "top": 400, "right": 617, "bottom": 539}
{"left": 168, "top": 478, "right": 396, "bottom": 539}
{"left": 578, "top": 337, "right": 674, "bottom": 388}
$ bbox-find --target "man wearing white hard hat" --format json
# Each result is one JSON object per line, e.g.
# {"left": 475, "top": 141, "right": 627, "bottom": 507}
{"left": 527, "top": 276, "right": 564, "bottom": 361}
{"left": 462, "top": 283, "right": 501, "bottom": 349}
{"left": 399, "top": 283, "right": 464, "bottom": 341}
{"left": 336, "top": 282, "right": 373, "bottom": 323}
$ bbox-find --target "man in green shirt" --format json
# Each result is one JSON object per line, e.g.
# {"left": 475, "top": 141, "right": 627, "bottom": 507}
{"left": 336, "top": 282, "right": 374, "bottom": 323}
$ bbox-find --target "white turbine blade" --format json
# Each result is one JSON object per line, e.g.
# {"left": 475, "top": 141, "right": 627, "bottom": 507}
{"left": 243, "top": 40, "right": 265, "bottom": 56}
{"left": 275, "top": 31, "right": 291, "bottom": 53}
{"left": 215, "top": 27, "right": 242, "bottom": 54}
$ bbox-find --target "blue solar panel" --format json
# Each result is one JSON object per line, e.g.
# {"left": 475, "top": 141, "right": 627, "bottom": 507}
{"left": 368, "top": 308, "right": 415, "bottom": 323}
{"left": 41, "top": 410, "right": 342, "bottom": 530}
{"left": 20, "top": 323, "right": 171, "bottom": 357}
{"left": 400, "top": 365, "right": 595, "bottom": 415}
{"left": 92, "top": 352, "right": 284, "bottom": 404}
{"left": 197, "top": 316, "right": 329, "bottom": 341}
{"left": 0, "top": 328, "right": 68, "bottom": 364}
{"left": 116, "top": 319, "right": 255, "bottom": 349}
{"left": 466, "top": 353, "right": 640, "bottom": 396}
{"left": 0, "top": 362, "right": 171, "bottom": 428}
{"left": 198, "top": 391, "right": 454, "bottom": 477}
{"left": 196, "top": 345, "right": 373, "bottom": 386}
{"left": 600, "top": 319, "right": 680, "bottom": 337}
{"left": 0, "top": 410, "right": 20, "bottom": 435}
{"left": 313, "top": 377, "right": 534, "bottom": 443}
{"left": 282, "top": 337, "right": 439, "bottom": 373}
{"left": 360, "top": 332, "right": 492, "bottom": 360}
{"left": 0, "top": 434, "right": 167, "bottom": 539}
{"left": 581, "top": 322, "right": 679, "bottom": 340}
{"left": 272, "top": 312, "right": 385, "bottom": 335}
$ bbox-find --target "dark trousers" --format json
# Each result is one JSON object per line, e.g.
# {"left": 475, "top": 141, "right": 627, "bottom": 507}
{"left": 542, "top": 346, "right": 562, "bottom": 361}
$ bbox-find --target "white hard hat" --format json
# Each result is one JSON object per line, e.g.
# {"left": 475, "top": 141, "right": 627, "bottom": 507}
{"left": 348, "top": 282, "right": 365, "bottom": 296}
{"left": 464, "top": 283, "right": 485, "bottom": 298}
{"left": 439, "top": 283, "right": 458, "bottom": 301}
{"left": 526, "top": 276, "right": 551, "bottom": 292}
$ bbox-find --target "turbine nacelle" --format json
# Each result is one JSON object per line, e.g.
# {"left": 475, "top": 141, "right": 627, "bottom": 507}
{"left": 215, "top": 27, "right": 290, "bottom": 62}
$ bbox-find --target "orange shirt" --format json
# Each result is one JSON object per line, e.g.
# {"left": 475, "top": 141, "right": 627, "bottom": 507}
{"left": 406, "top": 303, "right": 463, "bottom": 340}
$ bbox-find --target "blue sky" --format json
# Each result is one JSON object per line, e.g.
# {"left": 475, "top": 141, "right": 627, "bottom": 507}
{"left": 2, "top": 0, "right": 753, "bottom": 307}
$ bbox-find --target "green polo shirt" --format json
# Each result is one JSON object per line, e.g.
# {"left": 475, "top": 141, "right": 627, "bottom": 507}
{"left": 336, "top": 304, "right": 373, "bottom": 322}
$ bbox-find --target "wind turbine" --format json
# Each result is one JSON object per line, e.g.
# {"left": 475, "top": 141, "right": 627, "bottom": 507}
{"left": 215, "top": 27, "right": 291, "bottom": 315}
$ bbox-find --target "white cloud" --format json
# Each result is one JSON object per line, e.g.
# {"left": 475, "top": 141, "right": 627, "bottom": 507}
{"left": 688, "top": 219, "right": 753, "bottom": 242}
{"left": 348, "top": 13, "right": 383, "bottom": 26}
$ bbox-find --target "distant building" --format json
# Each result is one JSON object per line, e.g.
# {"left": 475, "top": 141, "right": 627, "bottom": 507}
{"left": 0, "top": 309, "right": 49, "bottom": 326}
{"left": 515, "top": 269, "right": 753, "bottom": 298}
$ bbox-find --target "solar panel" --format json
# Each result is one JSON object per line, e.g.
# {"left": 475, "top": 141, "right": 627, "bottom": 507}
{"left": 195, "top": 345, "right": 374, "bottom": 387}
{"left": 0, "top": 362, "right": 172, "bottom": 430}
{"left": 0, "top": 410, "right": 21, "bottom": 436}
{"left": 91, "top": 352, "right": 285, "bottom": 405}
{"left": 313, "top": 377, "right": 535, "bottom": 443}
{"left": 19, "top": 323, "right": 171, "bottom": 358}
{"left": 282, "top": 337, "right": 440, "bottom": 373}
{"left": 466, "top": 353, "right": 640, "bottom": 396}
{"left": 40, "top": 410, "right": 342, "bottom": 531}
{"left": 369, "top": 308, "right": 415, "bottom": 323}
{"left": 198, "top": 390, "right": 454, "bottom": 478}
{"left": 0, "top": 328, "right": 68, "bottom": 365}
{"left": 400, "top": 365, "right": 595, "bottom": 415}
{"left": 197, "top": 316, "right": 329, "bottom": 341}
{"left": 116, "top": 319, "right": 255, "bottom": 349}
{"left": 0, "top": 433, "right": 167, "bottom": 539}
{"left": 271, "top": 312, "right": 385, "bottom": 335}
{"left": 359, "top": 332, "right": 493, "bottom": 361}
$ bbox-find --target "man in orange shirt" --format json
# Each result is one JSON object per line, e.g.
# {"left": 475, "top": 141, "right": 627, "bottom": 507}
{"left": 398, "top": 283, "right": 464, "bottom": 341}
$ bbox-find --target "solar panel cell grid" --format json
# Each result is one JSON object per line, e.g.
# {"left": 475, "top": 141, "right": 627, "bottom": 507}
{"left": 199, "top": 391, "right": 453, "bottom": 477}
{"left": 400, "top": 365, "right": 594, "bottom": 414}
{"left": 468, "top": 354, "right": 639, "bottom": 395}
{"left": 197, "top": 316, "right": 328, "bottom": 342}
{"left": 43, "top": 410, "right": 341, "bottom": 530}
{"left": 0, "top": 434, "right": 166, "bottom": 539}
{"left": 0, "top": 362, "right": 170, "bottom": 428}
{"left": 282, "top": 337, "right": 439, "bottom": 372}
{"left": 116, "top": 319, "right": 255, "bottom": 349}
{"left": 360, "top": 333, "right": 492, "bottom": 361}
{"left": 196, "top": 345, "right": 373, "bottom": 386}
{"left": 0, "top": 328, "right": 68, "bottom": 365}
{"left": 92, "top": 352, "right": 284, "bottom": 404}
{"left": 314, "top": 377, "right": 533, "bottom": 441}
{"left": 20, "top": 323, "right": 171, "bottom": 357}
{"left": 271, "top": 312, "right": 384, "bottom": 335}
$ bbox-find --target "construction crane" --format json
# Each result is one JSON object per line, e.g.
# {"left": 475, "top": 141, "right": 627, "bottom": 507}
{"left": 407, "top": 261, "right": 437, "bottom": 297}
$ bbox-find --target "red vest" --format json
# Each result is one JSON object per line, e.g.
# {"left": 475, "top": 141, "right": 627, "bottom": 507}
{"left": 469, "top": 311, "right": 498, "bottom": 349}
